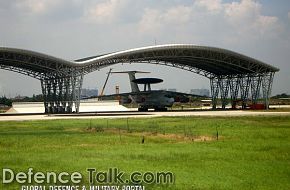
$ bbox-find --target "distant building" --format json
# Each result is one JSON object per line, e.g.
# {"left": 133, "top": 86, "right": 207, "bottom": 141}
{"left": 168, "top": 88, "right": 177, "bottom": 92}
{"left": 13, "top": 95, "right": 27, "bottom": 100}
{"left": 81, "top": 88, "right": 98, "bottom": 98}
{"left": 190, "top": 89, "right": 210, "bottom": 97}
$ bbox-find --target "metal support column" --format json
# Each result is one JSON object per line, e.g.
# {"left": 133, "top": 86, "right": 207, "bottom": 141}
{"left": 229, "top": 77, "right": 240, "bottom": 109}
{"left": 73, "top": 74, "right": 83, "bottom": 113}
{"left": 219, "top": 77, "right": 230, "bottom": 109}
{"left": 40, "top": 73, "right": 84, "bottom": 114}
{"left": 41, "top": 79, "right": 48, "bottom": 113}
{"left": 250, "top": 75, "right": 262, "bottom": 104}
{"left": 210, "top": 76, "right": 219, "bottom": 109}
{"left": 240, "top": 75, "right": 251, "bottom": 109}
{"left": 261, "top": 72, "right": 274, "bottom": 109}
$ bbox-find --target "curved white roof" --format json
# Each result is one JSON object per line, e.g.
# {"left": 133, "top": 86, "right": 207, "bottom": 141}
{"left": 0, "top": 44, "right": 279, "bottom": 79}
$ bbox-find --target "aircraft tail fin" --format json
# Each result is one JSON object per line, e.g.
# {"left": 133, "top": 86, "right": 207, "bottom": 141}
{"left": 111, "top": 71, "right": 150, "bottom": 93}
{"left": 128, "top": 72, "right": 139, "bottom": 92}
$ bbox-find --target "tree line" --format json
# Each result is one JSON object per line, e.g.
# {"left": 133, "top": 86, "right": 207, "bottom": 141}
{"left": 0, "top": 94, "right": 44, "bottom": 107}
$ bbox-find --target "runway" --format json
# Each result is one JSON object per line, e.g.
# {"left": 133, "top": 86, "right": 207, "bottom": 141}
{"left": 1, "top": 109, "right": 290, "bottom": 121}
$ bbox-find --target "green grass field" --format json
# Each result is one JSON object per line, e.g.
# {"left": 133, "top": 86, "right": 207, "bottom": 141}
{"left": 0, "top": 116, "right": 290, "bottom": 190}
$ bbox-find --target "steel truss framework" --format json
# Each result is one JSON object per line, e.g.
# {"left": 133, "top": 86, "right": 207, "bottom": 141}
{"left": 0, "top": 48, "right": 83, "bottom": 113}
{"left": 40, "top": 74, "right": 83, "bottom": 113}
{"left": 210, "top": 73, "right": 274, "bottom": 109}
{"left": 0, "top": 45, "right": 279, "bottom": 113}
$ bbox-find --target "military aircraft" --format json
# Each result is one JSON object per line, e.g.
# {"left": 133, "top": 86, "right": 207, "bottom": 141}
{"left": 94, "top": 70, "right": 203, "bottom": 111}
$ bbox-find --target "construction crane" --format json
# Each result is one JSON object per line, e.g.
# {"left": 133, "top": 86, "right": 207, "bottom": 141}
{"left": 100, "top": 68, "right": 113, "bottom": 96}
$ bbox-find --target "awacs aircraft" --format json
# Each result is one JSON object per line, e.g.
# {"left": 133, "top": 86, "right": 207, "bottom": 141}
{"left": 96, "top": 71, "right": 202, "bottom": 111}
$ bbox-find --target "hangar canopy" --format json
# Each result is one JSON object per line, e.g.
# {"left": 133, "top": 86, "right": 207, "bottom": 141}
{"left": 0, "top": 44, "right": 279, "bottom": 113}
{"left": 75, "top": 44, "right": 279, "bottom": 77}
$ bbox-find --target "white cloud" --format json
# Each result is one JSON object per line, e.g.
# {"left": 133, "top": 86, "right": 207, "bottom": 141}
{"left": 138, "top": 0, "right": 281, "bottom": 42}
{"left": 224, "top": 0, "right": 260, "bottom": 23}
{"left": 139, "top": 6, "right": 192, "bottom": 34}
{"left": 195, "top": 0, "right": 222, "bottom": 12}
{"left": 15, "top": 0, "right": 60, "bottom": 14}
{"left": 84, "top": 0, "right": 130, "bottom": 24}
{"left": 288, "top": 11, "right": 290, "bottom": 20}
{"left": 223, "top": 0, "right": 280, "bottom": 36}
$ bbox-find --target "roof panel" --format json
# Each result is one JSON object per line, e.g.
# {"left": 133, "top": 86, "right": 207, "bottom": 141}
{"left": 0, "top": 44, "right": 279, "bottom": 79}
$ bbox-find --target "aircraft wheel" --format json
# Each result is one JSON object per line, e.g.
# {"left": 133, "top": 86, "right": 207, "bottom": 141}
{"left": 154, "top": 107, "right": 167, "bottom": 111}
{"left": 138, "top": 107, "right": 148, "bottom": 112}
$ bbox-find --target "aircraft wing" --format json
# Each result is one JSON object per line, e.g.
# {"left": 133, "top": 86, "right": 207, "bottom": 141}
{"left": 83, "top": 90, "right": 208, "bottom": 104}
{"left": 82, "top": 93, "right": 134, "bottom": 104}
{"left": 165, "top": 91, "right": 206, "bottom": 98}
{"left": 162, "top": 91, "right": 207, "bottom": 103}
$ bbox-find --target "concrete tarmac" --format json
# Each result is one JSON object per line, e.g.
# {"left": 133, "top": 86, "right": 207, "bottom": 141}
{"left": 1, "top": 109, "right": 290, "bottom": 121}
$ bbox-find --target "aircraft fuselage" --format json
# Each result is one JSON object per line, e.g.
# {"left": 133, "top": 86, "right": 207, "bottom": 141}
{"left": 128, "top": 90, "right": 175, "bottom": 110}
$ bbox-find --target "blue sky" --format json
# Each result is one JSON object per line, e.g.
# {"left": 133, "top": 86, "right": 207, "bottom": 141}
{"left": 0, "top": 0, "right": 289, "bottom": 96}
{"left": 260, "top": 0, "right": 290, "bottom": 17}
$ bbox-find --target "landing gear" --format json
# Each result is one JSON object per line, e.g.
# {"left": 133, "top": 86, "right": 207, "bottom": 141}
{"left": 154, "top": 107, "right": 167, "bottom": 111}
{"left": 137, "top": 107, "right": 168, "bottom": 111}
{"left": 138, "top": 107, "right": 148, "bottom": 112}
